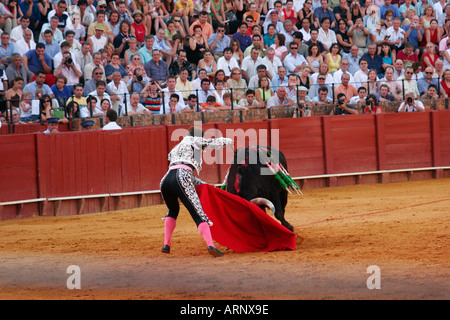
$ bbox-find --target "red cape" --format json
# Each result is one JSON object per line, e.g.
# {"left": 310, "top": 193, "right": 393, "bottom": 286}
{"left": 196, "top": 184, "right": 296, "bottom": 252}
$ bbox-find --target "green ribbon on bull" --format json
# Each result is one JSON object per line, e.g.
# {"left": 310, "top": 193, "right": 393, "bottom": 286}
{"left": 265, "top": 149, "right": 302, "bottom": 196}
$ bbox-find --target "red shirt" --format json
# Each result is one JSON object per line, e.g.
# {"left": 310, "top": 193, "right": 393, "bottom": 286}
{"left": 132, "top": 23, "right": 146, "bottom": 43}
{"left": 396, "top": 50, "right": 418, "bottom": 66}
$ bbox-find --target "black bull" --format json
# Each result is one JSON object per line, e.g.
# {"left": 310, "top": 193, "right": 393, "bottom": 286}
{"left": 224, "top": 146, "right": 294, "bottom": 232}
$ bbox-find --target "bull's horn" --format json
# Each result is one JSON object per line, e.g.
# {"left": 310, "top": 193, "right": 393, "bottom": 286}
{"left": 250, "top": 198, "right": 275, "bottom": 215}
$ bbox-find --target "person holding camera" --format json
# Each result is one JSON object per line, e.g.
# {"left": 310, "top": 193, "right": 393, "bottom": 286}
{"left": 398, "top": 93, "right": 425, "bottom": 112}
{"left": 330, "top": 93, "right": 358, "bottom": 115}
{"left": 54, "top": 51, "right": 82, "bottom": 91}
{"left": 364, "top": 94, "right": 382, "bottom": 114}
{"left": 293, "top": 86, "right": 313, "bottom": 118}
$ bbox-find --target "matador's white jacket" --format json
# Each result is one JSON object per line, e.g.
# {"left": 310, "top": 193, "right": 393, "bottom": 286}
{"left": 168, "top": 135, "right": 233, "bottom": 175}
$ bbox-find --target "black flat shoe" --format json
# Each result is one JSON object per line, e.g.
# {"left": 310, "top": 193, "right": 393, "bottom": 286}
{"left": 208, "top": 246, "right": 223, "bottom": 257}
{"left": 161, "top": 245, "right": 170, "bottom": 253}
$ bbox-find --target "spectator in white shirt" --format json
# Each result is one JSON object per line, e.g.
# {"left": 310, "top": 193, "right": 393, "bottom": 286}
{"left": 216, "top": 47, "right": 239, "bottom": 77}
{"left": 317, "top": 17, "right": 337, "bottom": 51}
{"left": 102, "top": 109, "right": 122, "bottom": 130}
{"left": 255, "top": 47, "right": 283, "bottom": 80}
{"left": 241, "top": 47, "right": 263, "bottom": 83}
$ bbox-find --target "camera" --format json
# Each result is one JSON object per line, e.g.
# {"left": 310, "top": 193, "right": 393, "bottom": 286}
{"left": 407, "top": 97, "right": 413, "bottom": 104}
{"left": 65, "top": 57, "right": 73, "bottom": 64}
{"left": 338, "top": 99, "right": 345, "bottom": 106}
{"left": 136, "top": 75, "right": 143, "bottom": 82}
{"left": 366, "top": 99, "right": 372, "bottom": 106}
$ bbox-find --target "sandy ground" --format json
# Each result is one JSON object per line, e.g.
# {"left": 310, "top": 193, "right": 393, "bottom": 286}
{"left": 0, "top": 179, "right": 449, "bottom": 300}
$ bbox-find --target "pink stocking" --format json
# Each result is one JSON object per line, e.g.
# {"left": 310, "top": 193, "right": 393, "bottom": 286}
{"left": 198, "top": 222, "right": 214, "bottom": 247}
{"left": 164, "top": 217, "right": 177, "bottom": 246}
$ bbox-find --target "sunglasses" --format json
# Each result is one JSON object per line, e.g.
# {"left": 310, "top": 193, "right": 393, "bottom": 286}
{"left": 174, "top": 20, "right": 181, "bottom": 22}
{"left": 95, "top": 72, "right": 103, "bottom": 75}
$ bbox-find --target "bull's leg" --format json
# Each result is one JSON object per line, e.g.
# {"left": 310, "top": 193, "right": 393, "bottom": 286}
{"left": 272, "top": 191, "right": 294, "bottom": 232}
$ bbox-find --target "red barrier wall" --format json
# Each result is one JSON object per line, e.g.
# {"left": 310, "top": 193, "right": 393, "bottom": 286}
{"left": 1, "top": 111, "right": 450, "bottom": 220}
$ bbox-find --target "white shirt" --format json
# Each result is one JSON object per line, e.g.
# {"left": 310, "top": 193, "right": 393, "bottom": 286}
{"left": 216, "top": 56, "right": 240, "bottom": 77}
{"left": 300, "top": 28, "right": 311, "bottom": 42}
{"left": 102, "top": 121, "right": 122, "bottom": 130}
{"left": 107, "top": 80, "right": 130, "bottom": 107}
{"left": 89, "top": 35, "right": 108, "bottom": 55}
{"left": 255, "top": 56, "right": 283, "bottom": 79}
{"left": 160, "top": 101, "right": 188, "bottom": 114}
{"left": 396, "top": 76, "right": 420, "bottom": 98}
{"left": 310, "top": 72, "right": 334, "bottom": 85}
{"left": 88, "top": 90, "right": 111, "bottom": 112}
{"left": 248, "top": 75, "right": 273, "bottom": 91}
{"left": 353, "top": 69, "right": 369, "bottom": 86}
{"left": 398, "top": 100, "right": 425, "bottom": 112}
{"left": 317, "top": 28, "right": 337, "bottom": 50}
{"left": 162, "top": 88, "right": 184, "bottom": 105}
{"left": 333, "top": 69, "right": 355, "bottom": 85}
{"left": 241, "top": 56, "right": 263, "bottom": 80}
{"left": 10, "top": 26, "right": 26, "bottom": 42}
{"left": 433, "top": 2, "right": 446, "bottom": 21}
{"left": 266, "top": 94, "right": 289, "bottom": 109}
{"left": 54, "top": 51, "right": 77, "bottom": 69}
{"left": 283, "top": 52, "right": 307, "bottom": 75}
{"left": 58, "top": 62, "right": 82, "bottom": 86}
{"left": 15, "top": 38, "right": 36, "bottom": 56}
{"left": 385, "top": 26, "right": 405, "bottom": 48}
{"left": 444, "top": 48, "right": 450, "bottom": 71}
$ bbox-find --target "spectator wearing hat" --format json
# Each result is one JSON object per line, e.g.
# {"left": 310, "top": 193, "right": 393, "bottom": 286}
{"left": 263, "top": 9, "right": 284, "bottom": 34}
{"left": 130, "top": 10, "right": 148, "bottom": 46}
{"left": 43, "top": 117, "right": 60, "bottom": 134}
{"left": 292, "top": 86, "right": 312, "bottom": 118}
{"left": 87, "top": 10, "right": 114, "bottom": 42}
{"left": 88, "top": 24, "right": 108, "bottom": 55}
{"left": 80, "top": 118, "right": 95, "bottom": 130}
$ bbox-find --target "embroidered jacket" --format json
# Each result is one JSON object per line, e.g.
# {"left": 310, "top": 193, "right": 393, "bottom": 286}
{"left": 168, "top": 136, "right": 233, "bottom": 174}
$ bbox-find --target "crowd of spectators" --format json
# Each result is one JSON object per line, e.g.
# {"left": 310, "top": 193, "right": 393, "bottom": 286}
{"left": 0, "top": 0, "right": 449, "bottom": 126}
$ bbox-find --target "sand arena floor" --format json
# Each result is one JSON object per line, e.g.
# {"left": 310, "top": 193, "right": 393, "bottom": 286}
{"left": 0, "top": 179, "right": 448, "bottom": 300}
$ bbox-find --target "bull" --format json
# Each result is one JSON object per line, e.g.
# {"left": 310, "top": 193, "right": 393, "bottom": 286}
{"left": 222, "top": 146, "right": 298, "bottom": 232}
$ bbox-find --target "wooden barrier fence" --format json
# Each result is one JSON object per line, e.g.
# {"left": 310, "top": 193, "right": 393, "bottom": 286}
{"left": 1, "top": 111, "right": 449, "bottom": 220}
